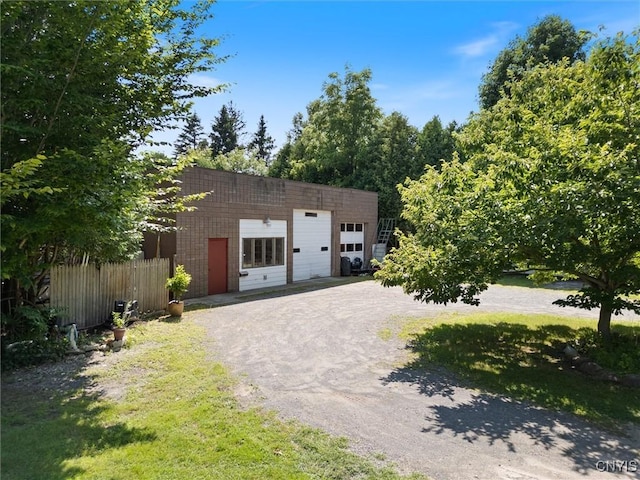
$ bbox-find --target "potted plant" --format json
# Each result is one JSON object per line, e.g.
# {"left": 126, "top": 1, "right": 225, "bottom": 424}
{"left": 112, "top": 311, "right": 126, "bottom": 341}
{"left": 165, "top": 264, "right": 191, "bottom": 317}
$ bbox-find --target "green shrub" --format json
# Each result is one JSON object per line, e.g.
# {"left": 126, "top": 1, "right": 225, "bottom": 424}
{"left": 1, "top": 336, "right": 69, "bottom": 371}
{"left": 574, "top": 328, "right": 640, "bottom": 374}
{"left": 165, "top": 264, "right": 191, "bottom": 301}
{"left": 1, "top": 306, "right": 69, "bottom": 371}
{"left": 1, "top": 305, "right": 49, "bottom": 341}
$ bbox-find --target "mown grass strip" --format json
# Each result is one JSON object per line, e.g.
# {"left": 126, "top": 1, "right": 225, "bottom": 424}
{"left": 399, "top": 312, "right": 640, "bottom": 429}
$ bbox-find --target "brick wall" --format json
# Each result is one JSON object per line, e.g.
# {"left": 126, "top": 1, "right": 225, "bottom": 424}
{"left": 167, "top": 168, "right": 378, "bottom": 298}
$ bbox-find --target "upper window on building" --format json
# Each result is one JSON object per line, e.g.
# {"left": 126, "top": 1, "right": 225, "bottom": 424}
{"left": 242, "top": 238, "right": 284, "bottom": 268}
{"left": 340, "top": 223, "right": 364, "bottom": 232}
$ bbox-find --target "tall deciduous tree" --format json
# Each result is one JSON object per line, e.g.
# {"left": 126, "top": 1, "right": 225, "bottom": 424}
{"left": 269, "top": 71, "right": 464, "bottom": 222}
{"left": 248, "top": 115, "right": 275, "bottom": 166}
{"left": 268, "top": 113, "right": 305, "bottom": 179}
{"left": 376, "top": 33, "right": 640, "bottom": 339}
{"left": 1, "top": 0, "right": 225, "bottom": 309}
{"left": 417, "top": 116, "right": 460, "bottom": 171}
{"left": 174, "top": 113, "right": 207, "bottom": 158}
{"left": 371, "top": 112, "right": 419, "bottom": 220}
{"left": 288, "top": 67, "right": 383, "bottom": 188}
{"left": 189, "top": 147, "right": 267, "bottom": 176}
{"left": 209, "top": 101, "right": 245, "bottom": 157}
{"left": 479, "top": 15, "right": 588, "bottom": 109}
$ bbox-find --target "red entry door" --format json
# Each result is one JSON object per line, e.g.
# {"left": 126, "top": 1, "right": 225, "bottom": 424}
{"left": 208, "top": 238, "right": 228, "bottom": 294}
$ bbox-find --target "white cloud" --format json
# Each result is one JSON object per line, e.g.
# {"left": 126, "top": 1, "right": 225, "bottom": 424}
{"left": 189, "top": 73, "right": 226, "bottom": 89}
{"left": 370, "top": 82, "right": 389, "bottom": 91}
{"left": 453, "top": 21, "right": 520, "bottom": 58}
{"left": 411, "top": 80, "right": 459, "bottom": 101}
{"left": 374, "top": 73, "right": 481, "bottom": 129}
{"left": 454, "top": 36, "right": 499, "bottom": 58}
{"left": 378, "top": 79, "right": 462, "bottom": 115}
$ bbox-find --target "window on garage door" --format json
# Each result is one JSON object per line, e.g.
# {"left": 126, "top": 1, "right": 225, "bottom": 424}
{"left": 242, "top": 238, "right": 285, "bottom": 268}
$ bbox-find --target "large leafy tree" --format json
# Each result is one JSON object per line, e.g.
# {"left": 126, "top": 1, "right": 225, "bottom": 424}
{"left": 270, "top": 82, "right": 463, "bottom": 222}
{"left": 209, "top": 101, "right": 245, "bottom": 157}
{"left": 287, "top": 67, "right": 383, "bottom": 188}
{"left": 189, "top": 147, "right": 268, "bottom": 176}
{"left": 376, "top": 33, "right": 640, "bottom": 338}
{"left": 371, "top": 114, "right": 462, "bottom": 222}
{"left": 1, "top": 0, "right": 225, "bottom": 308}
{"left": 479, "top": 15, "right": 588, "bottom": 110}
{"left": 416, "top": 116, "right": 460, "bottom": 171}
{"left": 371, "top": 112, "right": 420, "bottom": 220}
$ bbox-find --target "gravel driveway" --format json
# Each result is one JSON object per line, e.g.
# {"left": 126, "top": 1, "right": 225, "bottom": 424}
{"left": 192, "top": 280, "right": 639, "bottom": 480}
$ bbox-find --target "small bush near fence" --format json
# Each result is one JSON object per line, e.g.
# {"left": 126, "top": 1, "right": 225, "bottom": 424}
{"left": 1, "top": 306, "right": 69, "bottom": 371}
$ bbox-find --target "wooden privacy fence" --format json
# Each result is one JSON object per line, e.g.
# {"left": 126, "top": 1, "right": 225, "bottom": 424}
{"left": 50, "top": 258, "right": 170, "bottom": 329}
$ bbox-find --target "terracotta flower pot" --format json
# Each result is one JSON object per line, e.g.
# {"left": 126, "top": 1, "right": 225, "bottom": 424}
{"left": 113, "top": 327, "right": 126, "bottom": 341}
{"left": 167, "top": 301, "right": 184, "bottom": 317}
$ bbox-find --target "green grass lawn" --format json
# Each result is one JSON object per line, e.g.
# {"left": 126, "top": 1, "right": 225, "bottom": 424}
{"left": 495, "top": 274, "right": 579, "bottom": 290}
{"left": 398, "top": 312, "right": 640, "bottom": 430}
{"left": 1, "top": 317, "right": 423, "bottom": 480}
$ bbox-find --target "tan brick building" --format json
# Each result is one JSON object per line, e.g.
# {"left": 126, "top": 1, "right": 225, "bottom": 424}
{"left": 144, "top": 167, "right": 378, "bottom": 298}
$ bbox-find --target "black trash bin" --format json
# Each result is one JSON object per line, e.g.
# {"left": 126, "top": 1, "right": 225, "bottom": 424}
{"left": 351, "top": 257, "right": 363, "bottom": 271}
{"left": 340, "top": 256, "right": 352, "bottom": 276}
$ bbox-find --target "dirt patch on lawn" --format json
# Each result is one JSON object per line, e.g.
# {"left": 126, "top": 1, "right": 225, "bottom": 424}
{"left": 2, "top": 338, "right": 157, "bottom": 404}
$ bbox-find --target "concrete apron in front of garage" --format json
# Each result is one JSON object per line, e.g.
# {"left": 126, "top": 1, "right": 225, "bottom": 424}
{"left": 184, "top": 276, "right": 368, "bottom": 308}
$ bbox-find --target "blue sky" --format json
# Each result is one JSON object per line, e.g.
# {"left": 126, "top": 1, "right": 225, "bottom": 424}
{"left": 153, "top": 0, "right": 640, "bottom": 154}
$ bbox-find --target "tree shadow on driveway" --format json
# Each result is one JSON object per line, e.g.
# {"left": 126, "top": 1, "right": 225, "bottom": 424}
{"left": 382, "top": 365, "right": 638, "bottom": 475}
{"left": 423, "top": 387, "right": 635, "bottom": 474}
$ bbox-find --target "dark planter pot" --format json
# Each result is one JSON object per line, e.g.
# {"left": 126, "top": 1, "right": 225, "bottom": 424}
{"left": 167, "top": 301, "right": 184, "bottom": 317}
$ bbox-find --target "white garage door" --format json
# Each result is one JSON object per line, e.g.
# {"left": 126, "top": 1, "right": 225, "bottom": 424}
{"left": 293, "top": 209, "right": 331, "bottom": 281}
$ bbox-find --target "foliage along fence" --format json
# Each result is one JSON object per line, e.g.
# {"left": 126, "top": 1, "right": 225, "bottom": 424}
{"left": 50, "top": 258, "right": 169, "bottom": 330}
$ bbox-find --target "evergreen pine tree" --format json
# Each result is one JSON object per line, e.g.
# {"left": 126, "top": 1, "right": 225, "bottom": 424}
{"left": 210, "top": 102, "right": 245, "bottom": 157}
{"left": 248, "top": 115, "right": 275, "bottom": 165}
{"left": 174, "top": 113, "right": 206, "bottom": 157}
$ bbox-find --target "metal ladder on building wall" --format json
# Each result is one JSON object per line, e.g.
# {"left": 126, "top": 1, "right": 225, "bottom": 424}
{"left": 372, "top": 218, "right": 395, "bottom": 263}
